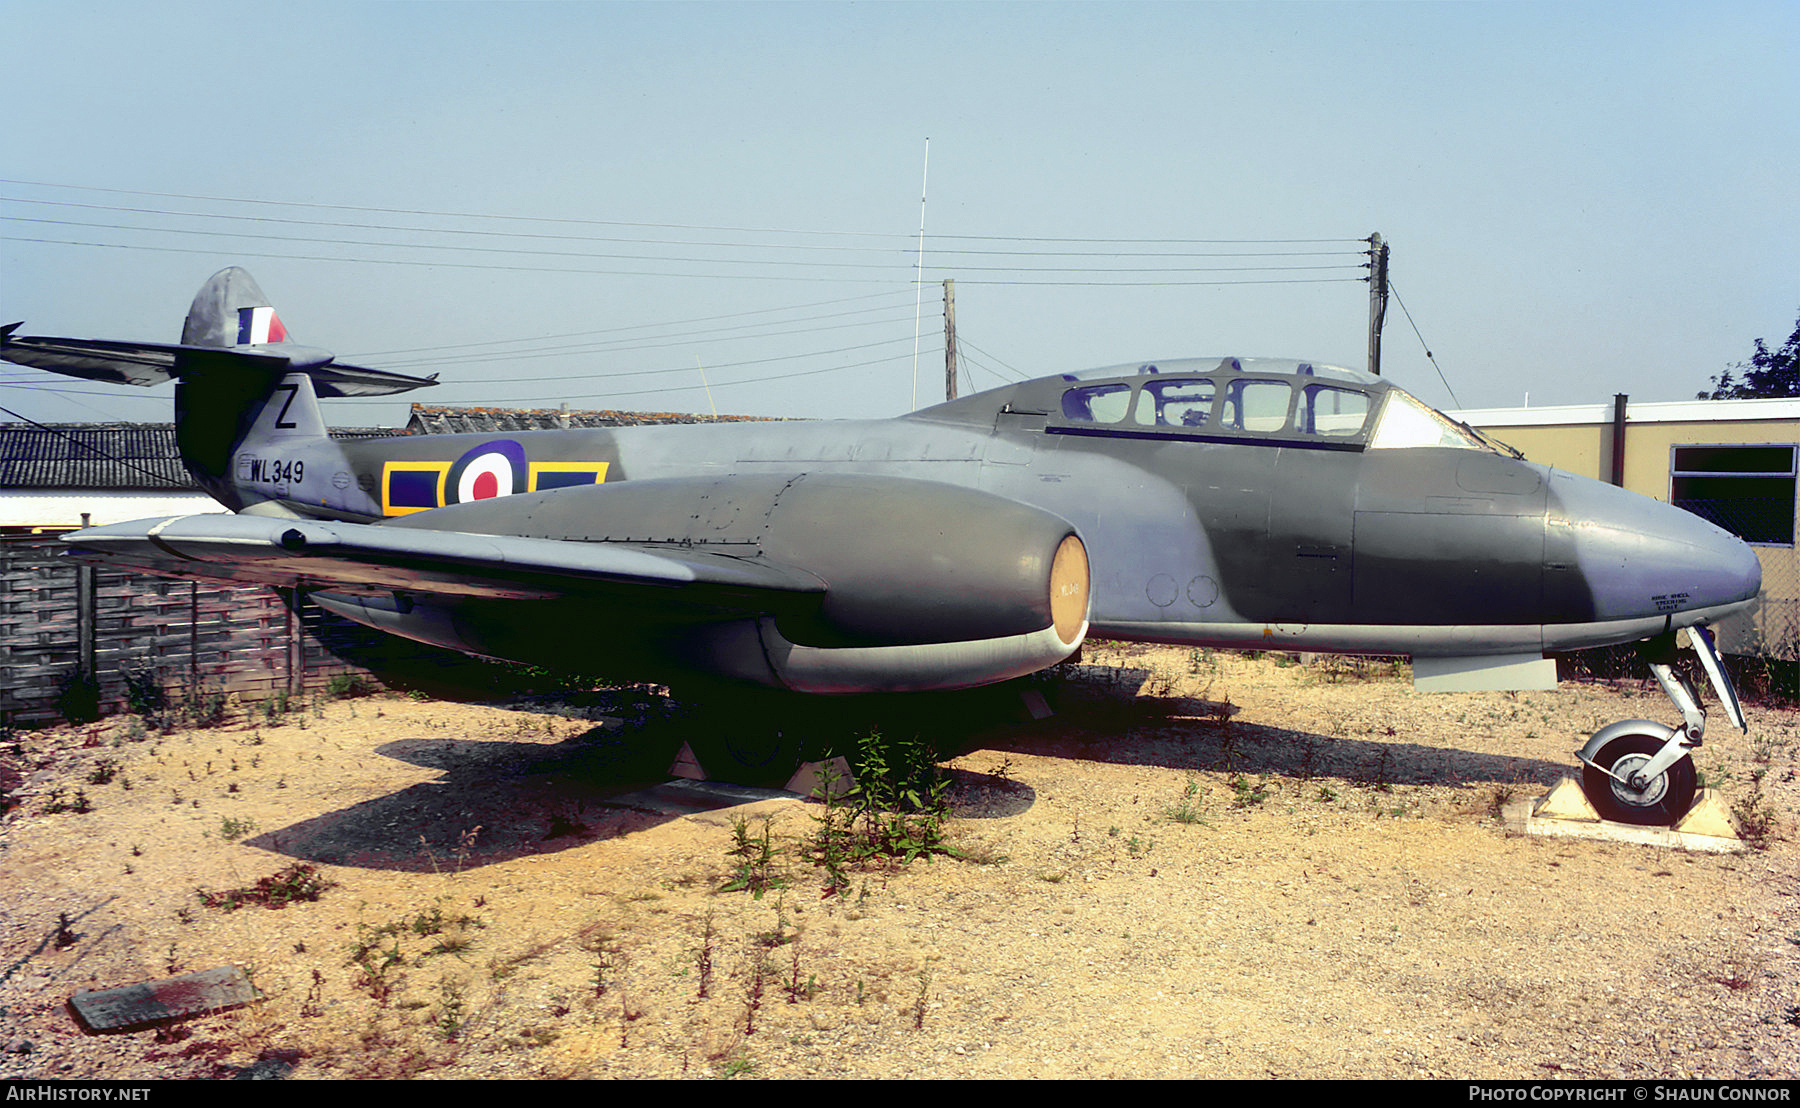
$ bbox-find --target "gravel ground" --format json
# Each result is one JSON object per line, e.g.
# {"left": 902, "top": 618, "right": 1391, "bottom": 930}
{"left": 2, "top": 646, "right": 1797, "bottom": 1080}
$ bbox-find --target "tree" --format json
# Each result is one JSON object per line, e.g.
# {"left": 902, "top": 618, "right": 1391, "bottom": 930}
{"left": 1704, "top": 309, "right": 1800, "bottom": 399}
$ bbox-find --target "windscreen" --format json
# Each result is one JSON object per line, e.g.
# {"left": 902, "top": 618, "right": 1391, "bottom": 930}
{"left": 1369, "top": 390, "right": 1494, "bottom": 452}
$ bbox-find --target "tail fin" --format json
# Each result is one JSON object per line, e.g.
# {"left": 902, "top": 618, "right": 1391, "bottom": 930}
{"left": 180, "top": 267, "right": 293, "bottom": 349}
{"left": 169, "top": 268, "right": 317, "bottom": 507}
{"left": 2, "top": 267, "right": 437, "bottom": 514}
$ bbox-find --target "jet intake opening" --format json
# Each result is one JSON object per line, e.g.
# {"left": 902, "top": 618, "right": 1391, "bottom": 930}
{"left": 1049, "top": 533, "right": 1090, "bottom": 646}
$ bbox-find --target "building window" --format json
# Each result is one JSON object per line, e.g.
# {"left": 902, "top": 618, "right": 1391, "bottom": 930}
{"left": 1670, "top": 444, "right": 1797, "bottom": 546}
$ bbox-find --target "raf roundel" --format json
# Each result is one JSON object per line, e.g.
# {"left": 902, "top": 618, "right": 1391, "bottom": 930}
{"left": 447, "top": 440, "right": 527, "bottom": 504}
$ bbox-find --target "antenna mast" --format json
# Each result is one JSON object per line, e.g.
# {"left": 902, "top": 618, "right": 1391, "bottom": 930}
{"left": 909, "top": 138, "right": 930, "bottom": 409}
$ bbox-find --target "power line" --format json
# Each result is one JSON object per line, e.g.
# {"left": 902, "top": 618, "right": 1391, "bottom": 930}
{"left": 0, "top": 401, "right": 179, "bottom": 484}
{"left": 1388, "top": 280, "right": 1459, "bottom": 408}
{"left": 0, "top": 179, "right": 904, "bottom": 241}
{"left": 2, "top": 215, "right": 1367, "bottom": 278}
{"left": 1, "top": 215, "right": 927, "bottom": 271}
{"left": 372, "top": 314, "right": 922, "bottom": 372}
{"left": 1, "top": 195, "right": 1372, "bottom": 260}
{"left": 949, "top": 276, "right": 1362, "bottom": 287}
{"left": 351, "top": 290, "right": 915, "bottom": 358}
{"left": 0, "top": 179, "right": 1365, "bottom": 247}
{"left": 956, "top": 336, "right": 1032, "bottom": 381}
{"left": 0, "top": 236, "right": 918, "bottom": 284}
{"left": 349, "top": 350, "right": 927, "bottom": 407}
{"left": 399, "top": 335, "right": 921, "bottom": 384}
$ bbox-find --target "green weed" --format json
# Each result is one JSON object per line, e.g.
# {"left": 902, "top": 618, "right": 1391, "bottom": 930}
{"left": 719, "top": 814, "right": 786, "bottom": 899}
{"left": 1229, "top": 774, "right": 1270, "bottom": 808}
{"left": 217, "top": 815, "right": 258, "bottom": 841}
{"left": 38, "top": 788, "right": 92, "bottom": 815}
{"left": 1163, "top": 776, "right": 1210, "bottom": 824}
{"left": 1731, "top": 784, "right": 1777, "bottom": 848}
{"left": 327, "top": 673, "right": 375, "bottom": 699}
{"left": 807, "top": 730, "right": 959, "bottom": 898}
{"left": 198, "top": 862, "right": 332, "bottom": 912}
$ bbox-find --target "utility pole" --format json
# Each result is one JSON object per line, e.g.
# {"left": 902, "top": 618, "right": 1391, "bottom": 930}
{"left": 1366, "top": 232, "right": 1390, "bottom": 376}
{"left": 944, "top": 278, "right": 958, "bottom": 401}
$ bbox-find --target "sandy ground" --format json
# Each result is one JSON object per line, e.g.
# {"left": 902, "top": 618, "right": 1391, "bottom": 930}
{"left": 2, "top": 645, "right": 1798, "bottom": 1080}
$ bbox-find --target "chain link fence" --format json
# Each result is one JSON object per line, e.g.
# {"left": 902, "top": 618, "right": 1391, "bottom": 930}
{"left": 1671, "top": 498, "right": 1799, "bottom": 663}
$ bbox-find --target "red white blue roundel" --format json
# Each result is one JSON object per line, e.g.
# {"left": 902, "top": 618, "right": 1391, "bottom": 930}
{"left": 447, "top": 440, "right": 527, "bottom": 504}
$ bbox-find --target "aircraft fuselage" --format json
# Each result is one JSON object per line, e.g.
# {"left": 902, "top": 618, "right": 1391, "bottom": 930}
{"left": 244, "top": 356, "right": 1759, "bottom": 676}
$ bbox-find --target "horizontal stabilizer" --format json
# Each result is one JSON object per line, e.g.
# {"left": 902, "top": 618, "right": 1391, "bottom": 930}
{"left": 0, "top": 325, "right": 438, "bottom": 397}
{"left": 62, "top": 513, "right": 822, "bottom": 605}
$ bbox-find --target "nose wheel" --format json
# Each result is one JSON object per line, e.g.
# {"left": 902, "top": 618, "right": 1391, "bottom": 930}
{"left": 1574, "top": 626, "right": 1744, "bottom": 827}
{"left": 1579, "top": 732, "right": 1697, "bottom": 825}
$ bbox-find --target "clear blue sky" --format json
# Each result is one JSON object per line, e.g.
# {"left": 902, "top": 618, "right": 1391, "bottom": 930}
{"left": 3, "top": 1, "right": 1795, "bottom": 428}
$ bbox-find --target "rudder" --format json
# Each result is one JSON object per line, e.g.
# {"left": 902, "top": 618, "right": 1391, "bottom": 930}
{"left": 180, "top": 267, "right": 293, "bottom": 349}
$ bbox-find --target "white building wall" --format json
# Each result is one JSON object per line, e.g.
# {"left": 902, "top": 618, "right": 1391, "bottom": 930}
{"left": 0, "top": 490, "right": 223, "bottom": 530}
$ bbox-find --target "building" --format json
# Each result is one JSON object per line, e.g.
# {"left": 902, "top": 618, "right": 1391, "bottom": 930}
{"left": 0, "top": 423, "right": 214, "bottom": 533}
{"left": 0, "top": 423, "right": 409, "bottom": 533}
{"left": 1452, "top": 395, "right": 1800, "bottom": 659}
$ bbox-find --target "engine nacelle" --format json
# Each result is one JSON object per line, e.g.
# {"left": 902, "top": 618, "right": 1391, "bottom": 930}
{"left": 368, "top": 471, "right": 1090, "bottom": 693}
{"left": 741, "top": 472, "right": 1091, "bottom": 692}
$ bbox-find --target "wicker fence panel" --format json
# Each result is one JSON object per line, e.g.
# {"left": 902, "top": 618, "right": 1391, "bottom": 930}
{"left": 0, "top": 535, "right": 477, "bottom": 726}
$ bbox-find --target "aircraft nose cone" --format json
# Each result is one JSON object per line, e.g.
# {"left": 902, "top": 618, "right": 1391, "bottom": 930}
{"left": 1552, "top": 473, "right": 1762, "bottom": 623}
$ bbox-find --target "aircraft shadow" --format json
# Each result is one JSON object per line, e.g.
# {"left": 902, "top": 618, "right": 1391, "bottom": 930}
{"left": 958, "top": 668, "right": 1574, "bottom": 795}
{"left": 248, "top": 721, "right": 696, "bottom": 872}
{"left": 247, "top": 669, "right": 1570, "bottom": 871}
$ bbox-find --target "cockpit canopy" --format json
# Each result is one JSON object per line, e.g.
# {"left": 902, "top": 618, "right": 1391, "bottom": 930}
{"left": 1044, "top": 357, "right": 1493, "bottom": 453}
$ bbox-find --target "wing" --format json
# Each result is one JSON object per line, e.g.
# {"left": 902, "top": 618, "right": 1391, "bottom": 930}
{"left": 64, "top": 513, "right": 824, "bottom": 609}
{"left": 65, "top": 473, "right": 1091, "bottom": 693}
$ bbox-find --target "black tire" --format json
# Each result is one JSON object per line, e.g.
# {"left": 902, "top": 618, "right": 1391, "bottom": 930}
{"left": 686, "top": 726, "right": 803, "bottom": 788}
{"left": 1581, "top": 733, "right": 1697, "bottom": 826}
{"left": 672, "top": 685, "right": 810, "bottom": 788}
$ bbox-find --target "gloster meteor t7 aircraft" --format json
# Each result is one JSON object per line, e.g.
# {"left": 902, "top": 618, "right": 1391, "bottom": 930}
{"left": 2, "top": 268, "right": 1762, "bottom": 824}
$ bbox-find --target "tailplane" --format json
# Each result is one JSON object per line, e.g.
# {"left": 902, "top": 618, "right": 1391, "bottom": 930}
{"left": 1, "top": 266, "right": 437, "bottom": 395}
{"left": 2, "top": 267, "right": 437, "bottom": 513}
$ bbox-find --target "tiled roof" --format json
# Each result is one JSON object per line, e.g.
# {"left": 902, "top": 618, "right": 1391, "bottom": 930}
{"left": 407, "top": 405, "right": 784, "bottom": 435}
{"left": 0, "top": 424, "right": 188, "bottom": 489}
{"left": 0, "top": 424, "right": 406, "bottom": 490}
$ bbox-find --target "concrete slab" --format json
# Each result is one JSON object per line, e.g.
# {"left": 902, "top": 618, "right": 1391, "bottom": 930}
{"left": 70, "top": 965, "right": 260, "bottom": 1033}
{"left": 607, "top": 778, "right": 801, "bottom": 818}
{"left": 1510, "top": 779, "right": 1744, "bottom": 853}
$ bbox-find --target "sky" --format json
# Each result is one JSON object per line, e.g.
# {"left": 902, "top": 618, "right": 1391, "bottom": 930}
{"left": 2, "top": 1, "right": 1796, "bottom": 429}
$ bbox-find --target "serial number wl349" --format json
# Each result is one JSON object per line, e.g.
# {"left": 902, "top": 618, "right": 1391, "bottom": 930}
{"left": 237, "top": 456, "right": 304, "bottom": 485}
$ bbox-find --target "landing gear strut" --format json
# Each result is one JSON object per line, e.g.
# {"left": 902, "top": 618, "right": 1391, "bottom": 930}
{"left": 1575, "top": 625, "right": 1746, "bottom": 826}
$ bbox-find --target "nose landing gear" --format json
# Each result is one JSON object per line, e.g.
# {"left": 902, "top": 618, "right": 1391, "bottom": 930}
{"left": 1580, "top": 727, "right": 1697, "bottom": 824}
{"left": 1574, "top": 626, "right": 1746, "bottom": 826}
